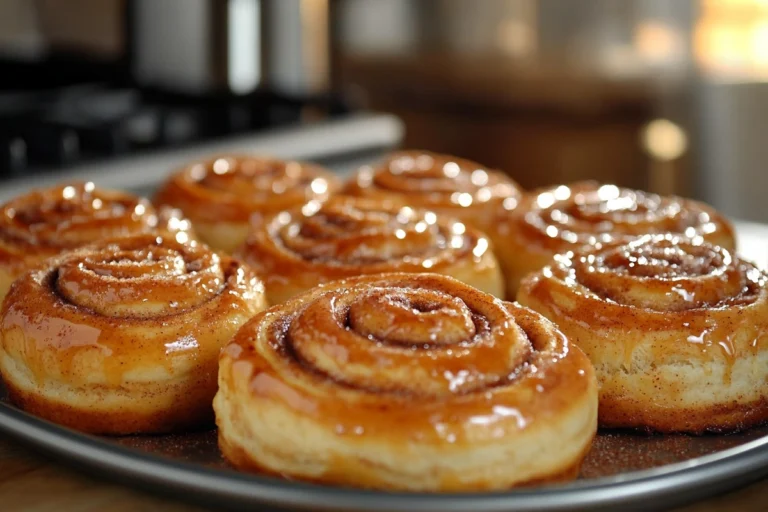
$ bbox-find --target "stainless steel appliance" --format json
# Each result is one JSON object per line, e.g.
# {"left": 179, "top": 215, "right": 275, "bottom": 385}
{"left": 0, "top": 0, "right": 340, "bottom": 180}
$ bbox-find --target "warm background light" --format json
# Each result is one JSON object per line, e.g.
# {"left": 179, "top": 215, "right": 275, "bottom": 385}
{"left": 696, "top": 0, "right": 768, "bottom": 80}
{"left": 642, "top": 119, "right": 688, "bottom": 162}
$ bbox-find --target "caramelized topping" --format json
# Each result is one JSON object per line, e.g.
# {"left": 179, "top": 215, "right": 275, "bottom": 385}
{"left": 0, "top": 182, "right": 187, "bottom": 250}
{"left": 350, "top": 151, "right": 521, "bottom": 211}
{"left": 520, "top": 182, "right": 732, "bottom": 250}
{"left": 0, "top": 233, "right": 264, "bottom": 388}
{"left": 190, "top": 156, "right": 330, "bottom": 201}
{"left": 156, "top": 155, "right": 340, "bottom": 223}
{"left": 266, "top": 197, "right": 483, "bottom": 267}
{"left": 54, "top": 236, "right": 226, "bottom": 317}
{"left": 520, "top": 227, "right": 768, "bottom": 409}
{"left": 551, "top": 235, "right": 764, "bottom": 312}
{"left": 283, "top": 281, "right": 530, "bottom": 397}
{"left": 222, "top": 273, "right": 593, "bottom": 446}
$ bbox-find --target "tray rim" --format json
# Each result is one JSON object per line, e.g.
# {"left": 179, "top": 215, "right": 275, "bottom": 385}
{"left": 1, "top": 401, "right": 767, "bottom": 512}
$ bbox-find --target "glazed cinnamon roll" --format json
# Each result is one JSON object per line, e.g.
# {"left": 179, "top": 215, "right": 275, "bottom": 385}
{"left": 215, "top": 273, "right": 597, "bottom": 491}
{"left": 517, "top": 234, "right": 768, "bottom": 433}
{"left": 0, "top": 182, "right": 193, "bottom": 304}
{"left": 0, "top": 234, "right": 266, "bottom": 435}
{"left": 154, "top": 155, "right": 340, "bottom": 253}
{"left": 498, "top": 182, "right": 736, "bottom": 298}
{"left": 344, "top": 150, "right": 522, "bottom": 254}
{"left": 235, "top": 196, "right": 503, "bottom": 304}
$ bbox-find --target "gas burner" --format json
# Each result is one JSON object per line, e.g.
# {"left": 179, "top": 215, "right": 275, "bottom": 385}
{"left": 0, "top": 82, "right": 338, "bottom": 179}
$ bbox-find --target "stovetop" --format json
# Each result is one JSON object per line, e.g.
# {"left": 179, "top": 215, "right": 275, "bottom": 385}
{"left": 0, "top": 79, "right": 347, "bottom": 180}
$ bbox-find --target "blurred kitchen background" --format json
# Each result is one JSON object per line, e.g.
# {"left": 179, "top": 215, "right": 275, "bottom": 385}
{"left": 0, "top": 0, "right": 767, "bottom": 220}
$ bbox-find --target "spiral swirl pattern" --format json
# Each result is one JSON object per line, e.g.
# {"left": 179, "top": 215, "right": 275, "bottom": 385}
{"left": 155, "top": 155, "right": 339, "bottom": 223}
{"left": 236, "top": 196, "right": 503, "bottom": 303}
{"left": 496, "top": 181, "right": 736, "bottom": 299}
{"left": 283, "top": 278, "right": 529, "bottom": 397}
{"left": 345, "top": 151, "right": 521, "bottom": 221}
{"left": 54, "top": 236, "right": 229, "bottom": 318}
{"left": 154, "top": 155, "right": 339, "bottom": 252}
{"left": 518, "top": 234, "right": 768, "bottom": 433}
{"left": 0, "top": 182, "right": 190, "bottom": 250}
{"left": 0, "top": 234, "right": 266, "bottom": 434}
{"left": 568, "top": 236, "right": 760, "bottom": 312}
{"left": 0, "top": 182, "right": 193, "bottom": 302}
{"left": 517, "top": 182, "right": 734, "bottom": 250}
{"left": 215, "top": 273, "right": 597, "bottom": 490}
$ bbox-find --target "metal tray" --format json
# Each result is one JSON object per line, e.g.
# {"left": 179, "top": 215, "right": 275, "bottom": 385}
{"left": 0, "top": 120, "right": 767, "bottom": 511}
{"left": 1, "top": 385, "right": 767, "bottom": 512}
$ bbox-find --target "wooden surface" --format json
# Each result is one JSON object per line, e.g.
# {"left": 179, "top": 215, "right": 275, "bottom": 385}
{"left": 0, "top": 435, "right": 766, "bottom": 512}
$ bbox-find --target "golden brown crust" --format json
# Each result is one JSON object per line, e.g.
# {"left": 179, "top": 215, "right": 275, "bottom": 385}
{"left": 598, "top": 395, "right": 768, "bottom": 435}
{"left": 0, "top": 234, "right": 267, "bottom": 435}
{"left": 0, "top": 182, "right": 193, "bottom": 303}
{"left": 154, "top": 155, "right": 340, "bottom": 252}
{"left": 235, "top": 196, "right": 504, "bottom": 304}
{"left": 517, "top": 234, "right": 768, "bottom": 434}
{"left": 3, "top": 371, "right": 215, "bottom": 434}
{"left": 497, "top": 181, "right": 736, "bottom": 298}
{"left": 217, "top": 426, "right": 594, "bottom": 489}
{"left": 215, "top": 273, "right": 597, "bottom": 491}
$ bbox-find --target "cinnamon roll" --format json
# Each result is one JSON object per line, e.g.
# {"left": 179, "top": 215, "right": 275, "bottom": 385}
{"left": 0, "top": 234, "right": 266, "bottom": 434}
{"left": 235, "top": 196, "right": 503, "bottom": 304}
{"left": 215, "top": 273, "right": 597, "bottom": 491}
{"left": 498, "top": 182, "right": 736, "bottom": 298}
{"left": 154, "top": 155, "right": 340, "bottom": 253}
{"left": 0, "top": 182, "right": 193, "bottom": 304}
{"left": 344, "top": 151, "right": 522, "bottom": 259}
{"left": 517, "top": 234, "right": 768, "bottom": 433}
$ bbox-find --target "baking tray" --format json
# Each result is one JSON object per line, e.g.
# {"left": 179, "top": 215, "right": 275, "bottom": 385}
{"left": 0, "top": 123, "right": 767, "bottom": 510}
{"left": 1, "top": 384, "right": 767, "bottom": 512}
